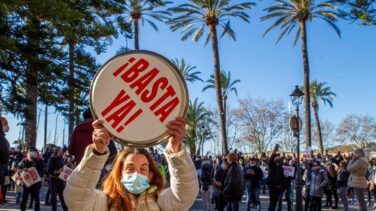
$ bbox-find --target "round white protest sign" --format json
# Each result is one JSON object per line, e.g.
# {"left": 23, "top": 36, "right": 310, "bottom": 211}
{"left": 90, "top": 50, "right": 188, "bottom": 147}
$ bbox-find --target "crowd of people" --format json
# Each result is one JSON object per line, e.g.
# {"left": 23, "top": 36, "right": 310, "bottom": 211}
{"left": 1, "top": 112, "right": 376, "bottom": 211}
{"left": 0, "top": 111, "right": 182, "bottom": 211}
{"left": 194, "top": 146, "right": 376, "bottom": 211}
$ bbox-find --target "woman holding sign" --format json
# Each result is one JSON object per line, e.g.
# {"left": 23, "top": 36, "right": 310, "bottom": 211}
{"left": 64, "top": 117, "right": 198, "bottom": 211}
{"left": 18, "top": 147, "right": 44, "bottom": 211}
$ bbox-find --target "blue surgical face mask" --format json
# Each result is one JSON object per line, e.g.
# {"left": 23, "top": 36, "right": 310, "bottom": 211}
{"left": 120, "top": 173, "right": 150, "bottom": 195}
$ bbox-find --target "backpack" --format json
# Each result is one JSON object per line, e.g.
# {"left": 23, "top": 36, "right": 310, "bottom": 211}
{"left": 201, "top": 164, "right": 213, "bottom": 188}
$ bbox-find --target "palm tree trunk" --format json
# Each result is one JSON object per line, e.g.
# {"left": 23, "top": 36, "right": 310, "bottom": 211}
{"left": 68, "top": 40, "right": 75, "bottom": 145}
{"left": 312, "top": 103, "right": 324, "bottom": 154}
{"left": 25, "top": 18, "right": 40, "bottom": 148}
{"left": 209, "top": 25, "right": 228, "bottom": 155}
{"left": 134, "top": 19, "right": 139, "bottom": 50}
{"left": 300, "top": 21, "right": 312, "bottom": 147}
{"left": 196, "top": 142, "right": 201, "bottom": 155}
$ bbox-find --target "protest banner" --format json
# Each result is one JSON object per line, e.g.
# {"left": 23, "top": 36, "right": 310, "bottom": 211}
{"left": 21, "top": 167, "right": 41, "bottom": 187}
{"left": 90, "top": 50, "right": 188, "bottom": 147}
{"left": 58, "top": 166, "right": 73, "bottom": 182}
{"left": 283, "top": 165, "right": 295, "bottom": 177}
{"left": 11, "top": 172, "right": 23, "bottom": 186}
{"left": 305, "top": 146, "right": 312, "bottom": 160}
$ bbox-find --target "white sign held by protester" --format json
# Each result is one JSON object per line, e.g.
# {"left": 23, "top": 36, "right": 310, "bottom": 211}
{"left": 90, "top": 50, "right": 188, "bottom": 147}
{"left": 283, "top": 166, "right": 295, "bottom": 177}
{"left": 59, "top": 166, "right": 73, "bottom": 182}
{"left": 21, "top": 167, "right": 41, "bottom": 187}
{"left": 305, "top": 147, "right": 312, "bottom": 160}
{"left": 11, "top": 172, "right": 23, "bottom": 186}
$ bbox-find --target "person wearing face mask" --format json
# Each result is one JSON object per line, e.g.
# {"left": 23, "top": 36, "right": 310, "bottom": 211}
{"left": 0, "top": 117, "right": 10, "bottom": 204}
{"left": 243, "top": 157, "right": 263, "bottom": 211}
{"left": 18, "top": 147, "right": 45, "bottom": 211}
{"left": 223, "top": 153, "right": 244, "bottom": 211}
{"left": 214, "top": 159, "right": 228, "bottom": 211}
{"left": 267, "top": 144, "right": 285, "bottom": 211}
{"left": 308, "top": 159, "right": 328, "bottom": 211}
{"left": 347, "top": 148, "right": 369, "bottom": 211}
{"left": 47, "top": 147, "right": 68, "bottom": 211}
{"left": 64, "top": 117, "right": 198, "bottom": 210}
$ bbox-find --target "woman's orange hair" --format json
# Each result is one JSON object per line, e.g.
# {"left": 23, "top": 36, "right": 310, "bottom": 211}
{"left": 103, "top": 147, "right": 164, "bottom": 211}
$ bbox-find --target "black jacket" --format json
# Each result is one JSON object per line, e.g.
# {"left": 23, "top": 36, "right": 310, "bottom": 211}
{"left": 201, "top": 162, "right": 214, "bottom": 184}
{"left": 337, "top": 168, "right": 350, "bottom": 187}
{"left": 266, "top": 153, "right": 285, "bottom": 189}
{"left": 243, "top": 164, "right": 263, "bottom": 188}
{"left": 0, "top": 135, "right": 10, "bottom": 165}
{"left": 47, "top": 156, "right": 65, "bottom": 178}
{"left": 223, "top": 162, "right": 244, "bottom": 201}
{"left": 18, "top": 157, "right": 45, "bottom": 188}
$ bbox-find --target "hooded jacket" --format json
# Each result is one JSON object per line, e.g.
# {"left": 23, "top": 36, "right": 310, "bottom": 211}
{"left": 63, "top": 146, "right": 199, "bottom": 211}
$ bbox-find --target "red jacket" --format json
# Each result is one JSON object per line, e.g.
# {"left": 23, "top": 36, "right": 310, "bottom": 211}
{"left": 68, "top": 119, "right": 94, "bottom": 164}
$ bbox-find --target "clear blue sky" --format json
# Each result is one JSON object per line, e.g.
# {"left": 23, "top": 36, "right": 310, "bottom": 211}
{"left": 3, "top": 0, "right": 376, "bottom": 150}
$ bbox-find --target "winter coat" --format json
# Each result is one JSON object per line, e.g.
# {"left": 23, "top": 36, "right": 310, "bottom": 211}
{"left": 68, "top": 119, "right": 118, "bottom": 165}
{"left": 214, "top": 167, "right": 225, "bottom": 191}
{"left": 200, "top": 161, "right": 214, "bottom": 185}
{"left": 309, "top": 167, "right": 328, "bottom": 197}
{"left": 18, "top": 157, "right": 45, "bottom": 188}
{"left": 326, "top": 171, "right": 338, "bottom": 190}
{"left": 223, "top": 162, "right": 244, "bottom": 202}
{"left": 347, "top": 157, "right": 369, "bottom": 189}
{"left": 337, "top": 168, "right": 350, "bottom": 187}
{"left": 243, "top": 164, "right": 263, "bottom": 189}
{"left": 0, "top": 135, "right": 10, "bottom": 165}
{"left": 68, "top": 120, "right": 94, "bottom": 164}
{"left": 47, "top": 156, "right": 65, "bottom": 178}
{"left": 266, "top": 153, "right": 285, "bottom": 189}
{"left": 64, "top": 146, "right": 199, "bottom": 211}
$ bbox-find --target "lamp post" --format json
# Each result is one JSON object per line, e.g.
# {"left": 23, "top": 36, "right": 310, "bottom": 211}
{"left": 289, "top": 85, "right": 304, "bottom": 211}
{"left": 201, "top": 125, "right": 205, "bottom": 156}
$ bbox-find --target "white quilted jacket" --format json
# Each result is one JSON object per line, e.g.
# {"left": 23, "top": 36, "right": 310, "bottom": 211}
{"left": 63, "top": 146, "right": 199, "bottom": 211}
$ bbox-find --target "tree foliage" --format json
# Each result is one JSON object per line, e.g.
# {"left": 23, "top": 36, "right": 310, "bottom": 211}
{"left": 335, "top": 0, "right": 376, "bottom": 25}
{"left": 236, "top": 97, "right": 287, "bottom": 154}
{"left": 336, "top": 114, "right": 376, "bottom": 148}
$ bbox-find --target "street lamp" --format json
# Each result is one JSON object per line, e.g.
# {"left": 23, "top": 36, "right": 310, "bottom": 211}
{"left": 201, "top": 125, "right": 205, "bottom": 156}
{"left": 289, "top": 85, "right": 304, "bottom": 211}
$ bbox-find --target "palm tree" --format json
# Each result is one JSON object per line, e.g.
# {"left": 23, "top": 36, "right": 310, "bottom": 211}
{"left": 185, "top": 98, "right": 212, "bottom": 155}
{"left": 168, "top": 0, "right": 254, "bottom": 154}
{"left": 309, "top": 80, "right": 336, "bottom": 154}
{"left": 171, "top": 58, "right": 203, "bottom": 83}
{"left": 261, "top": 0, "right": 341, "bottom": 147}
{"left": 122, "top": 0, "right": 171, "bottom": 49}
{"left": 203, "top": 70, "right": 240, "bottom": 128}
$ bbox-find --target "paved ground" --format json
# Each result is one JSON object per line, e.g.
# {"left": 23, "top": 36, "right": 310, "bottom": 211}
{"left": 189, "top": 188, "right": 364, "bottom": 211}
{"left": 0, "top": 186, "right": 372, "bottom": 210}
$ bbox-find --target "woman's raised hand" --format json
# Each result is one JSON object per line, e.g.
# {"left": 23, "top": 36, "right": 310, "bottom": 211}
{"left": 166, "top": 117, "right": 186, "bottom": 153}
{"left": 92, "top": 120, "right": 110, "bottom": 154}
